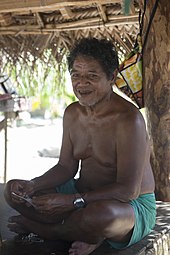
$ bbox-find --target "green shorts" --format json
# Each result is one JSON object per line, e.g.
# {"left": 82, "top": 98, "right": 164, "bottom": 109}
{"left": 107, "top": 193, "right": 156, "bottom": 249}
{"left": 57, "top": 180, "right": 156, "bottom": 249}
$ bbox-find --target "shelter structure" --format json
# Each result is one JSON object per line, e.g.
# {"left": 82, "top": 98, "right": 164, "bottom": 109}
{"left": 0, "top": 1, "right": 170, "bottom": 255}
{"left": 0, "top": 0, "right": 140, "bottom": 64}
{"left": 0, "top": 0, "right": 169, "bottom": 202}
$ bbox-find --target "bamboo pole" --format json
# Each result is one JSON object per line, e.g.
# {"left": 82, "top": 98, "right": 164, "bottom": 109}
{"left": 0, "top": 15, "right": 138, "bottom": 35}
{"left": 0, "top": 0, "right": 121, "bottom": 13}
{"left": 4, "top": 112, "right": 7, "bottom": 183}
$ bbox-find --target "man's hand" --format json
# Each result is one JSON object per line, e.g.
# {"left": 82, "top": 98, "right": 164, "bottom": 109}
{"left": 10, "top": 179, "right": 35, "bottom": 204}
{"left": 32, "top": 193, "right": 74, "bottom": 215}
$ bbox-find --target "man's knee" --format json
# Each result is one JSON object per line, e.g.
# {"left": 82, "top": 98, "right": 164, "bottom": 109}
{"left": 84, "top": 200, "right": 120, "bottom": 223}
{"left": 4, "top": 180, "right": 12, "bottom": 197}
{"left": 4, "top": 179, "right": 16, "bottom": 204}
{"left": 80, "top": 199, "right": 134, "bottom": 242}
{"left": 79, "top": 200, "right": 120, "bottom": 240}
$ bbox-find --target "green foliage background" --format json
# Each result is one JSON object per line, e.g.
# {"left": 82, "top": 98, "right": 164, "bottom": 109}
{"left": 1, "top": 50, "right": 76, "bottom": 117}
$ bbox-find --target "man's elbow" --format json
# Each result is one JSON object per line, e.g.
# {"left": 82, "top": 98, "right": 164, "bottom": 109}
{"left": 121, "top": 189, "right": 140, "bottom": 202}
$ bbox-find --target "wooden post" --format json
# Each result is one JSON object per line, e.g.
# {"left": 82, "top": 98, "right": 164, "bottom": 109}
{"left": 4, "top": 112, "right": 8, "bottom": 183}
{"left": 143, "top": 0, "right": 170, "bottom": 201}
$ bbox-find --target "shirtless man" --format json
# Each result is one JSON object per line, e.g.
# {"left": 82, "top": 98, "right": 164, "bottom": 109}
{"left": 4, "top": 38, "right": 156, "bottom": 255}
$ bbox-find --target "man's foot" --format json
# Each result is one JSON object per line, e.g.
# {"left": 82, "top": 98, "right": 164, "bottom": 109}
{"left": 8, "top": 215, "right": 44, "bottom": 244}
{"left": 7, "top": 214, "right": 52, "bottom": 240}
{"left": 8, "top": 215, "right": 29, "bottom": 234}
{"left": 14, "top": 233, "right": 44, "bottom": 244}
{"left": 69, "top": 241, "right": 101, "bottom": 255}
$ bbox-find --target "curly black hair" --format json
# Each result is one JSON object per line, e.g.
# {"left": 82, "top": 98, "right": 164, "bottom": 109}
{"left": 67, "top": 38, "right": 119, "bottom": 79}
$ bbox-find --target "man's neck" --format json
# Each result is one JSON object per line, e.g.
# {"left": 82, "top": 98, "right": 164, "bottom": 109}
{"left": 85, "top": 90, "right": 114, "bottom": 117}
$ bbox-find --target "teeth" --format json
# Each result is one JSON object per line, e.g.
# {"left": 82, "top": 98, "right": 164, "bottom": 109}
{"left": 79, "top": 91, "right": 91, "bottom": 94}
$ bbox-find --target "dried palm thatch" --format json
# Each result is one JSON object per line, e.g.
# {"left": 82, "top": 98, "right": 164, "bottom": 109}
{"left": 0, "top": 0, "right": 143, "bottom": 69}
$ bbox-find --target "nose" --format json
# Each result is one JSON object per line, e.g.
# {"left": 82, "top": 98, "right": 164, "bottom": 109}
{"left": 76, "top": 75, "right": 90, "bottom": 87}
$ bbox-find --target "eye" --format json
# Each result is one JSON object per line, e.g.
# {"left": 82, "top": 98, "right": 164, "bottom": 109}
{"left": 88, "top": 73, "right": 98, "bottom": 79}
{"left": 71, "top": 73, "right": 79, "bottom": 79}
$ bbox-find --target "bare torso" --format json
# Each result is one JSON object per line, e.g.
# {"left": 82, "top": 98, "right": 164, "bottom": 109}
{"left": 68, "top": 93, "right": 155, "bottom": 195}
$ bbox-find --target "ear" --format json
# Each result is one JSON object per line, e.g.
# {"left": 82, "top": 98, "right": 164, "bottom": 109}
{"left": 110, "top": 69, "right": 118, "bottom": 86}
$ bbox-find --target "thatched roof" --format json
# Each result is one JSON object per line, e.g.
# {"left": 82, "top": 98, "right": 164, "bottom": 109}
{"left": 0, "top": 0, "right": 142, "bottom": 65}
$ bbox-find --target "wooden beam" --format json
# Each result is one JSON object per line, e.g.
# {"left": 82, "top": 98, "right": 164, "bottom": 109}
{"left": 60, "top": 6, "right": 73, "bottom": 19}
{"left": 97, "top": 3, "right": 107, "bottom": 22}
{"left": 109, "top": 14, "right": 138, "bottom": 20}
{"left": 0, "top": 13, "right": 13, "bottom": 26}
{"left": 4, "top": 112, "right": 7, "bottom": 184}
{"left": 0, "top": 0, "right": 121, "bottom": 13}
{"left": 35, "top": 12, "right": 44, "bottom": 28}
{"left": 0, "top": 14, "right": 138, "bottom": 31}
{"left": 111, "top": 25, "right": 132, "bottom": 52}
{"left": 0, "top": 15, "right": 138, "bottom": 35}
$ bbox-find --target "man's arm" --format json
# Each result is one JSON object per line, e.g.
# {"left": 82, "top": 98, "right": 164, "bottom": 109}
{"left": 114, "top": 110, "right": 148, "bottom": 201}
{"left": 32, "top": 106, "right": 79, "bottom": 192}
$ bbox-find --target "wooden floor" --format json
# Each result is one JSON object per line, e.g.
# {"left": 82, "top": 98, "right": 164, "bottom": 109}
{"left": 0, "top": 183, "right": 170, "bottom": 255}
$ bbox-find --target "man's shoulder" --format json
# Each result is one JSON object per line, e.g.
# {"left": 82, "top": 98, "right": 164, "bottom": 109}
{"left": 65, "top": 101, "right": 79, "bottom": 113}
{"left": 113, "top": 95, "right": 145, "bottom": 127}
{"left": 63, "top": 101, "right": 81, "bottom": 120}
{"left": 118, "top": 109, "right": 146, "bottom": 138}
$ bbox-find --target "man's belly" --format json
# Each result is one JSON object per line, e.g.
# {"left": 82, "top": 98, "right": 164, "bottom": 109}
{"left": 75, "top": 157, "right": 117, "bottom": 192}
{"left": 75, "top": 157, "right": 155, "bottom": 195}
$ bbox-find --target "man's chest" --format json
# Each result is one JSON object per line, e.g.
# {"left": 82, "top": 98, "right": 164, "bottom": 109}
{"left": 70, "top": 121, "right": 116, "bottom": 166}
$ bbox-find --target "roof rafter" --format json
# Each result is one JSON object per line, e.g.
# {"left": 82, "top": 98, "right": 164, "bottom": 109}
{"left": 35, "top": 12, "right": 44, "bottom": 28}
{"left": 0, "top": 0, "right": 120, "bottom": 13}
{"left": 97, "top": 3, "right": 107, "bottom": 22}
{"left": 59, "top": 6, "right": 73, "bottom": 19}
{"left": 0, "top": 14, "right": 138, "bottom": 35}
{"left": 0, "top": 0, "right": 140, "bottom": 64}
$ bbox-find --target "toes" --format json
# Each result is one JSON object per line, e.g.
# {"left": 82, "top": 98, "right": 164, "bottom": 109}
{"left": 8, "top": 215, "right": 22, "bottom": 223}
{"left": 7, "top": 215, "right": 29, "bottom": 234}
{"left": 7, "top": 222, "right": 27, "bottom": 234}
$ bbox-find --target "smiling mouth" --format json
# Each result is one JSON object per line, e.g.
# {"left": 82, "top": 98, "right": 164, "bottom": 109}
{"left": 78, "top": 90, "right": 93, "bottom": 96}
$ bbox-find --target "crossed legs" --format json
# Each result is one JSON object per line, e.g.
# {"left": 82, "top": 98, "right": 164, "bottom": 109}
{"left": 4, "top": 182, "right": 135, "bottom": 255}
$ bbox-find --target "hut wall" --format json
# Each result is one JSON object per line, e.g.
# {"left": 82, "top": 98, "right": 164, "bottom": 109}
{"left": 143, "top": 0, "right": 170, "bottom": 201}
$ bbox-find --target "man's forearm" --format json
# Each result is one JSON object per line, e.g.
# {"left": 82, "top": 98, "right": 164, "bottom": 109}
{"left": 31, "top": 163, "right": 74, "bottom": 192}
{"left": 82, "top": 183, "right": 139, "bottom": 204}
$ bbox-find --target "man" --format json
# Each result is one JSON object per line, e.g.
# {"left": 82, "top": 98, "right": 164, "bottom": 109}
{"left": 4, "top": 38, "right": 156, "bottom": 255}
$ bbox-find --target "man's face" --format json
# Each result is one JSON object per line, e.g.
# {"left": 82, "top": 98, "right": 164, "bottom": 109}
{"left": 70, "top": 55, "right": 112, "bottom": 107}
